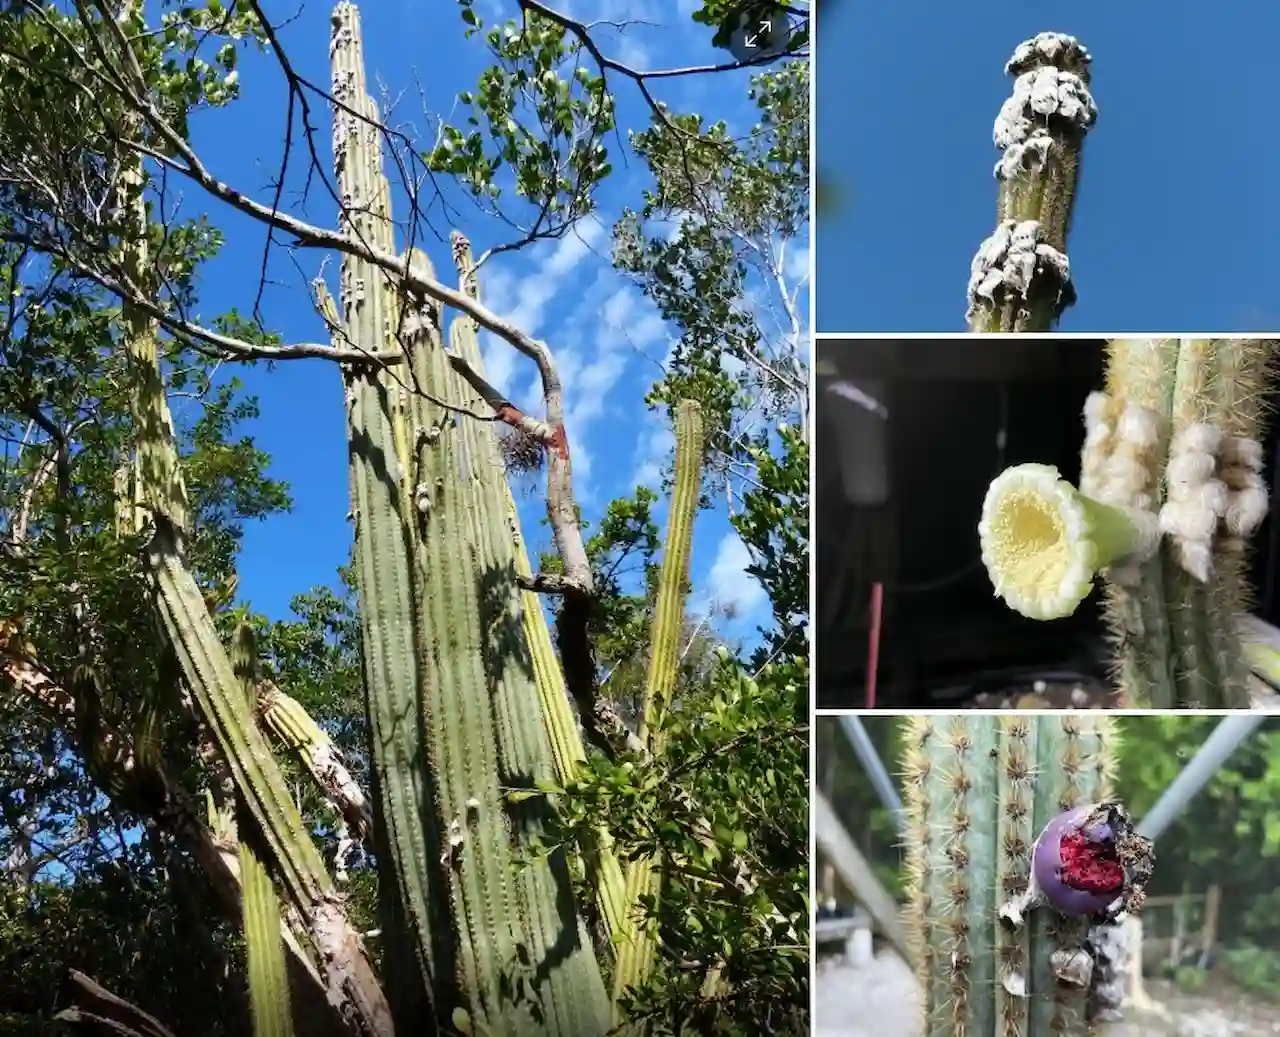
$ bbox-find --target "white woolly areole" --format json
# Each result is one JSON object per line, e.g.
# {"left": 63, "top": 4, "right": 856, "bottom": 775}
{"left": 967, "top": 220, "right": 1071, "bottom": 317}
{"left": 1100, "top": 454, "right": 1153, "bottom": 507}
{"left": 1117, "top": 404, "right": 1160, "bottom": 449}
{"left": 994, "top": 68, "right": 1097, "bottom": 151}
{"left": 1225, "top": 483, "right": 1269, "bottom": 538}
{"left": 1166, "top": 450, "right": 1217, "bottom": 488}
{"left": 995, "top": 131, "right": 1054, "bottom": 181}
{"left": 1222, "top": 435, "right": 1264, "bottom": 470}
{"left": 1006, "top": 32, "right": 1092, "bottom": 76}
{"left": 1081, "top": 399, "right": 1163, "bottom": 583}
{"left": 1091, "top": 402, "right": 1162, "bottom": 513}
{"left": 1161, "top": 485, "right": 1229, "bottom": 540}
{"left": 1220, "top": 436, "right": 1269, "bottom": 538}
{"left": 1083, "top": 391, "right": 1113, "bottom": 430}
{"left": 1173, "top": 422, "right": 1223, "bottom": 456}
{"left": 1079, "top": 391, "right": 1114, "bottom": 498}
{"left": 1174, "top": 540, "right": 1214, "bottom": 584}
{"left": 1159, "top": 425, "right": 1230, "bottom": 581}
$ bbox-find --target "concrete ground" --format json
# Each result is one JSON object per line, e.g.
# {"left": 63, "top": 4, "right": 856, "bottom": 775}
{"left": 815, "top": 951, "right": 1280, "bottom": 1037}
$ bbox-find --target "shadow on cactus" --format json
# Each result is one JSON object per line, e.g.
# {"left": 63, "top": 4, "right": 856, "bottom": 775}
{"left": 903, "top": 715, "right": 1153, "bottom": 1036}
{"left": 978, "top": 338, "right": 1278, "bottom": 708}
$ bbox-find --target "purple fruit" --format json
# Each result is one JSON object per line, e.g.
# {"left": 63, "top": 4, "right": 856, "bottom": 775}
{"left": 1031, "top": 805, "right": 1126, "bottom": 917}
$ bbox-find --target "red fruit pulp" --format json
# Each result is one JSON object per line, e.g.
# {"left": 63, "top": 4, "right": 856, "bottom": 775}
{"left": 1059, "top": 830, "right": 1124, "bottom": 893}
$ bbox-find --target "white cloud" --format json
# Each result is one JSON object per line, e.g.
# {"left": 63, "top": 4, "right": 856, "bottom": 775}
{"left": 600, "top": 287, "right": 667, "bottom": 354}
{"left": 784, "top": 242, "right": 810, "bottom": 284}
{"left": 475, "top": 222, "right": 605, "bottom": 393}
{"left": 707, "top": 531, "right": 766, "bottom": 617}
{"left": 631, "top": 417, "right": 674, "bottom": 488}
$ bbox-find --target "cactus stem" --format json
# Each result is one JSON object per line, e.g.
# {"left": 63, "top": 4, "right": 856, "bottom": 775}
{"left": 613, "top": 401, "right": 707, "bottom": 1024}
{"left": 969, "top": 33, "right": 1095, "bottom": 331}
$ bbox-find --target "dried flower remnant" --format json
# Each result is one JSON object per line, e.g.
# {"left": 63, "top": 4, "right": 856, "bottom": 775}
{"left": 499, "top": 424, "right": 546, "bottom": 476}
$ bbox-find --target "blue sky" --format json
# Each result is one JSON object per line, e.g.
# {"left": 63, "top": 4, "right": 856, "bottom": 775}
{"left": 815, "top": 0, "right": 1280, "bottom": 333}
{"left": 171, "top": 0, "right": 807, "bottom": 644}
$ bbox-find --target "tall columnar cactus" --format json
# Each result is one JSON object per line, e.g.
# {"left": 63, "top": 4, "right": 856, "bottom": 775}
{"left": 328, "top": 4, "right": 608, "bottom": 1032}
{"left": 111, "top": 48, "right": 392, "bottom": 1031}
{"left": 978, "top": 338, "right": 1277, "bottom": 707}
{"left": 968, "top": 33, "right": 1096, "bottom": 333}
{"left": 612, "top": 400, "right": 706, "bottom": 1020}
{"left": 448, "top": 232, "right": 630, "bottom": 955}
{"left": 902, "top": 715, "right": 1152, "bottom": 1037}
{"left": 230, "top": 625, "right": 295, "bottom": 1037}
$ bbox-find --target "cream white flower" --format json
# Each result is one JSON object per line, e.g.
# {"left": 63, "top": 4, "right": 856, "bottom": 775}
{"left": 979, "top": 463, "right": 1143, "bottom": 620}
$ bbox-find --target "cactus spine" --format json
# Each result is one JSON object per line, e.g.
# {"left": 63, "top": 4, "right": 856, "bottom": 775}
{"left": 968, "top": 33, "right": 1096, "bottom": 332}
{"left": 612, "top": 401, "right": 706, "bottom": 1020}
{"left": 329, "top": 4, "right": 608, "bottom": 1032}
{"left": 979, "top": 339, "right": 1276, "bottom": 706}
{"left": 902, "top": 715, "right": 1116, "bottom": 1037}
{"left": 231, "top": 625, "right": 295, "bottom": 1037}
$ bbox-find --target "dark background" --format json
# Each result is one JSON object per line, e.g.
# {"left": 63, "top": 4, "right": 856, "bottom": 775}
{"left": 814, "top": 338, "right": 1280, "bottom": 709}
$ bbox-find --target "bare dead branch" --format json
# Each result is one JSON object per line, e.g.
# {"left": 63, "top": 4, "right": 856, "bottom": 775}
{"left": 56, "top": 971, "right": 178, "bottom": 1037}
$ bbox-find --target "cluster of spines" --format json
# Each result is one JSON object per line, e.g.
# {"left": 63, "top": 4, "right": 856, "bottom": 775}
{"left": 903, "top": 715, "right": 1113, "bottom": 1037}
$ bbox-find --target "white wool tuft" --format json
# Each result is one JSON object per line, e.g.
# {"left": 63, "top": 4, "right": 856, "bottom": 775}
{"left": 1117, "top": 404, "right": 1159, "bottom": 449}
{"left": 1175, "top": 540, "right": 1213, "bottom": 584}
{"left": 1222, "top": 436, "right": 1264, "bottom": 469}
{"left": 1174, "top": 422, "right": 1223, "bottom": 456}
{"left": 1165, "top": 451, "right": 1216, "bottom": 488}
{"left": 1225, "top": 484, "right": 1270, "bottom": 537}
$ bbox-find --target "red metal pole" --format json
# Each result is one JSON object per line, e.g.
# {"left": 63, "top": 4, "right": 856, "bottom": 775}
{"left": 866, "top": 582, "right": 884, "bottom": 709}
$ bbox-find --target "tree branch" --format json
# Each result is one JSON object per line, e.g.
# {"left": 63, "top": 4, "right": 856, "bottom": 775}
{"left": 56, "top": 971, "right": 178, "bottom": 1037}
